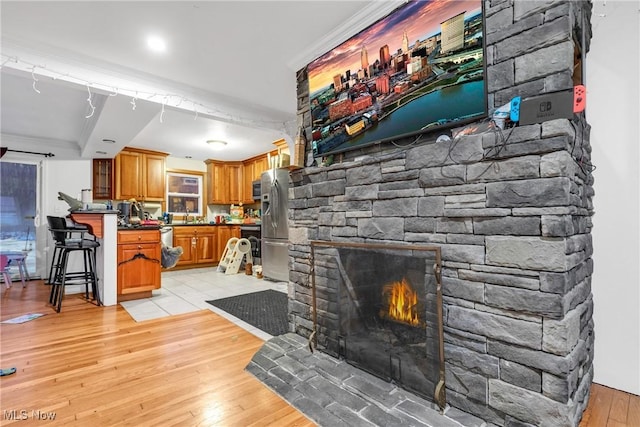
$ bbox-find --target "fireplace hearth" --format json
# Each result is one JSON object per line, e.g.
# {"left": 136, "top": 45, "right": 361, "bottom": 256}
{"left": 310, "top": 241, "right": 445, "bottom": 408}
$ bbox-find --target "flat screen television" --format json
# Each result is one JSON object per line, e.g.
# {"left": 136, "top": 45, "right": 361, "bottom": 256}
{"left": 307, "top": 0, "right": 487, "bottom": 157}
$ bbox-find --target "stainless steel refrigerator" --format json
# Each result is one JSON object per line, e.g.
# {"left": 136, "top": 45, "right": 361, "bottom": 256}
{"left": 260, "top": 168, "right": 289, "bottom": 282}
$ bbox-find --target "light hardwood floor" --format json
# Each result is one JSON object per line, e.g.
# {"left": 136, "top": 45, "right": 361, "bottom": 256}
{"left": 0, "top": 281, "right": 313, "bottom": 426}
{"left": 1, "top": 281, "right": 639, "bottom": 426}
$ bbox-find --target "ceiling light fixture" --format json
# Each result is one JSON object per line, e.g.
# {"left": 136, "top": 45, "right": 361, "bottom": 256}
{"left": 146, "top": 35, "right": 167, "bottom": 53}
{"left": 206, "top": 140, "right": 228, "bottom": 150}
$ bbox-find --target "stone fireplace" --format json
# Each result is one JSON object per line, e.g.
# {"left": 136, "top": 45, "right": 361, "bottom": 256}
{"left": 273, "top": 1, "right": 596, "bottom": 426}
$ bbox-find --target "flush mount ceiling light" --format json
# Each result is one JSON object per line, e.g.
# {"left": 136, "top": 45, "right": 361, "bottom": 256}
{"left": 146, "top": 35, "right": 167, "bottom": 53}
{"left": 206, "top": 140, "right": 228, "bottom": 150}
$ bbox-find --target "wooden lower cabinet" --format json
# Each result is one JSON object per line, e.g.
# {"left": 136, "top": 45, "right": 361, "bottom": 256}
{"left": 216, "top": 226, "right": 241, "bottom": 260}
{"left": 172, "top": 225, "right": 240, "bottom": 270}
{"left": 173, "top": 226, "right": 217, "bottom": 268}
{"left": 117, "top": 230, "right": 161, "bottom": 300}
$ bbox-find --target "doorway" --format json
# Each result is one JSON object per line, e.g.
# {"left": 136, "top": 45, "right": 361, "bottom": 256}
{"left": 0, "top": 161, "right": 38, "bottom": 280}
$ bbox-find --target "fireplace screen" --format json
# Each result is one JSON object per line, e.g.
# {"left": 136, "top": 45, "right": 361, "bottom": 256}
{"left": 310, "top": 241, "right": 445, "bottom": 409}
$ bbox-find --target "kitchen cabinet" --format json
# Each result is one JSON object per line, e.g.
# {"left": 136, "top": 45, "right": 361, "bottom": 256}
{"left": 226, "top": 163, "right": 243, "bottom": 204}
{"left": 216, "top": 225, "right": 241, "bottom": 261}
{"left": 242, "top": 154, "right": 269, "bottom": 204}
{"left": 117, "top": 229, "right": 161, "bottom": 300}
{"left": 92, "top": 158, "right": 114, "bottom": 200}
{"left": 205, "top": 160, "right": 243, "bottom": 204}
{"left": 115, "top": 148, "right": 168, "bottom": 202}
{"left": 254, "top": 156, "right": 268, "bottom": 177}
{"left": 173, "top": 226, "right": 217, "bottom": 268}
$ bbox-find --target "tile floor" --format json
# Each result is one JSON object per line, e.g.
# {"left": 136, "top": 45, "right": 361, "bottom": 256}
{"left": 119, "top": 267, "right": 287, "bottom": 342}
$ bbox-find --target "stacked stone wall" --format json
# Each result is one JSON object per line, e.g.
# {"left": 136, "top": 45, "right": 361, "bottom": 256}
{"left": 288, "top": 1, "right": 594, "bottom": 426}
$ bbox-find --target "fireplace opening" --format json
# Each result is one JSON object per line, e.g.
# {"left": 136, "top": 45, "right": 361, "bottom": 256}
{"left": 310, "top": 241, "right": 445, "bottom": 409}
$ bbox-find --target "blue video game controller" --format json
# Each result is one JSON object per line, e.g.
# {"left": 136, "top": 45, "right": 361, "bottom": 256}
{"left": 510, "top": 96, "right": 521, "bottom": 123}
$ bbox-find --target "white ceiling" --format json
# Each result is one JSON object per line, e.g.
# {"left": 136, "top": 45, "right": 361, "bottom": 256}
{"left": 1, "top": 1, "right": 403, "bottom": 161}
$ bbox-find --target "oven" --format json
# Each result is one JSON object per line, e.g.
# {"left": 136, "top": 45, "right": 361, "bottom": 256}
{"left": 240, "top": 225, "right": 261, "bottom": 261}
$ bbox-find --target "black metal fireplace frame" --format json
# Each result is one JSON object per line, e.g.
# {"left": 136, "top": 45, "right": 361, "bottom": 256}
{"left": 309, "top": 240, "right": 446, "bottom": 410}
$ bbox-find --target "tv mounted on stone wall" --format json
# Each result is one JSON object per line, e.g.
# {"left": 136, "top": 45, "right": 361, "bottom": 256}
{"left": 308, "top": 0, "right": 487, "bottom": 157}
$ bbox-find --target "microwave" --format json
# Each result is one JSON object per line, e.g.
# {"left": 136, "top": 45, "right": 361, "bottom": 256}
{"left": 252, "top": 180, "right": 261, "bottom": 200}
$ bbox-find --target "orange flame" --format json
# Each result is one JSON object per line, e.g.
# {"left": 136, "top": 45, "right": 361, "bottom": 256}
{"left": 381, "top": 277, "right": 421, "bottom": 326}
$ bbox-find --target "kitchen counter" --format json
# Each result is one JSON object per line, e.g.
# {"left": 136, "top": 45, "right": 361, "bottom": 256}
{"left": 118, "top": 225, "right": 162, "bottom": 230}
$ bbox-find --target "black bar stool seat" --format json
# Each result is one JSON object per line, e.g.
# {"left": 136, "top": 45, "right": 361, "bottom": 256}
{"left": 47, "top": 216, "right": 101, "bottom": 312}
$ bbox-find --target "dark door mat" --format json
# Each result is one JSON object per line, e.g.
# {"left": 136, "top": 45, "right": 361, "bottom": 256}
{"left": 206, "top": 290, "right": 288, "bottom": 336}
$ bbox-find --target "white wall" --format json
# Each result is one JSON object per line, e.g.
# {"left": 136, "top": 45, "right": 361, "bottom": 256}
{"left": 39, "top": 159, "right": 92, "bottom": 279}
{"left": 588, "top": 1, "right": 640, "bottom": 395}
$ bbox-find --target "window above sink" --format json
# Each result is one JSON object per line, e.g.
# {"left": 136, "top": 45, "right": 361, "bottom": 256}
{"left": 166, "top": 171, "right": 203, "bottom": 217}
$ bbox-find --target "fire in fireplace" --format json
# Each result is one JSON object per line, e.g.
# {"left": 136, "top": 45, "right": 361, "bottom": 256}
{"left": 381, "top": 277, "right": 423, "bottom": 327}
{"left": 310, "top": 241, "right": 445, "bottom": 409}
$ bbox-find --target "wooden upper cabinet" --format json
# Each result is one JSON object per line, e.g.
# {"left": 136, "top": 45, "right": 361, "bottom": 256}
{"left": 205, "top": 160, "right": 243, "bottom": 205}
{"left": 115, "top": 148, "right": 167, "bottom": 202}
{"left": 242, "top": 161, "right": 255, "bottom": 204}
{"left": 226, "top": 163, "right": 243, "bottom": 204}
{"left": 241, "top": 154, "right": 269, "bottom": 204}
{"left": 253, "top": 156, "right": 268, "bottom": 180}
{"left": 205, "top": 160, "right": 227, "bottom": 204}
{"left": 115, "top": 150, "right": 142, "bottom": 200}
{"left": 92, "top": 158, "right": 114, "bottom": 200}
{"left": 143, "top": 153, "right": 167, "bottom": 201}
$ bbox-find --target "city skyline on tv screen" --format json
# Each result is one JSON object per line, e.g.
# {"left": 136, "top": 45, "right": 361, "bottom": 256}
{"left": 307, "top": 0, "right": 486, "bottom": 156}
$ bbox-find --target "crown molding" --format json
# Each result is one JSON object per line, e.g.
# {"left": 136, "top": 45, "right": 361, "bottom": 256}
{"left": 286, "top": 0, "right": 407, "bottom": 72}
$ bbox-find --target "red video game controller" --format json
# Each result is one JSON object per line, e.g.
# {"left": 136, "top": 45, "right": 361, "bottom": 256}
{"left": 574, "top": 85, "right": 586, "bottom": 113}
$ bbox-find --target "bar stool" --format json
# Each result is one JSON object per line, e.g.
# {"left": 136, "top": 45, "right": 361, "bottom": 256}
{"left": 47, "top": 216, "right": 101, "bottom": 312}
{"left": 46, "top": 218, "right": 90, "bottom": 285}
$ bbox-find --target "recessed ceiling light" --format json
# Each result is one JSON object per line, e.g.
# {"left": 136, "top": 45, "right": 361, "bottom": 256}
{"left": 95, "top": 150, "right": 108, "bottom": 155}
{"left": 102, "top": 138, "right": 116, "bottom": 144}
{"left": 146, "top": 35, "right": 167, "bottom": 53}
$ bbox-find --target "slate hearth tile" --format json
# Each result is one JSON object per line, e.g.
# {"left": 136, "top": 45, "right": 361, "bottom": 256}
{"left": 248, "top": 353, "right": 277, "bottom": 371}
{"left": 270, "top": 366, "right": 302, "bottom": 388}
{"left": 359, "top": 404, "right": 410, "bottom": 427}
{"left": 313, "top": 357, "right": 353, "bottom": 382}
{"left": 396, "top": 400, "right": 460, "bottom": 427}
{"left": 343, "top": 378, "right": 403, "bottom": 409}
{"left": 294, "top": 382, "right": 334, "bottom": 408}
{"left": 443, "top": 406, "right": 487, "bottom": 427}
{"left": 291, "top": 397, "right": 344, "bottom": 426}
{"left": 307, "top": 376, "right": 369, "bottom": 412}
{"left": 287, "top": 347, "right": 317, "bottom": 365}
{"left": 325, "top": 402, "right": 378, "bottom": 427}
{"left": 278, "top": 355, "right": 311, "bottom": 376}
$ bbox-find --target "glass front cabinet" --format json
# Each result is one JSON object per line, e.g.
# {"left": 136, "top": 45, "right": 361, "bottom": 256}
{"left": 92, "top": 158, "right": 114, "bottom": 200}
